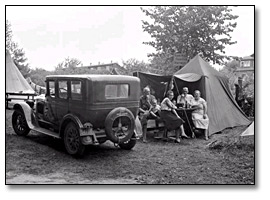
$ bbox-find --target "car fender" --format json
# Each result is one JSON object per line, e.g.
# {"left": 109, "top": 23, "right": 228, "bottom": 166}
{"left": 60, "top": 114, "right": 96, "bottom": 140}
{"left": 13, "top": 102, "right": 35, "bottom": 129}
{"left": 61, "top": 113, "right": 84, "bottom": 130}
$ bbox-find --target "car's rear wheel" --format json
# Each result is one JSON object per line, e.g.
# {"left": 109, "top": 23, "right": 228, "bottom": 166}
{"left": 12, "top": 109, "right": 30, "bottom": 136}
{"left": 105, "top": 107, "right": 135, "bottom": 144}
{"left": 64, "top": 122, "right": 85, "bottom": 156}
{"left": 119, "top": 133, "right": 137, "bottom": 150}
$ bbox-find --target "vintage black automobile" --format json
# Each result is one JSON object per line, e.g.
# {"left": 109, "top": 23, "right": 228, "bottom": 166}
{"left": 12, "top": 75, "right": 140, "bottom": 156}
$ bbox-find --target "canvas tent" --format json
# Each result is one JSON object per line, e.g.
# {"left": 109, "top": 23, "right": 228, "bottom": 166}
{"left": 133, "top": 71, "right": 171, "bottom": 102}
{"left": 173, "top": 54, "right": 251, "bottom": 135}
{"left": 6, "top": 51, "right": 35, "bottom": 94}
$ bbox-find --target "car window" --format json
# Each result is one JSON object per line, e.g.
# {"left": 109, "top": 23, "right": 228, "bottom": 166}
{"left": 59, "top": 81, "right": 68, "bottom": 99}
{"left": 71, "top": 81, "right": 82, "bottom": 100}
{"left": 105, "top": 84, "right": 129, "bottom": 99}
{"left": 48, "top": 81, "right": 55, "bottom": 98}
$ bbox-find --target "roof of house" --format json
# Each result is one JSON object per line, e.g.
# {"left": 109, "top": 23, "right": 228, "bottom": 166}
{"left": 80, "top": 63, "right": 121, "bottom": 69}
{"left": 241, "top": 56, "right": 254, "bottom": 60}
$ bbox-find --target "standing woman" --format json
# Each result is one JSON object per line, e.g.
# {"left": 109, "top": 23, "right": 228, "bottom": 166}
{"left": 191, "top": 90, "right": 209, "bottom": 140}
{"left": 160, "top": 90, "right": 186, "bottom": 143}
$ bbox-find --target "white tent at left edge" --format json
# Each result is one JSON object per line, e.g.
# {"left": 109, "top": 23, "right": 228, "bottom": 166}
{"left": 241, "top": 122, "right": 254, "bottom": 136}
{"left": 6, "top": 51, "right": 35, "bottom": 94}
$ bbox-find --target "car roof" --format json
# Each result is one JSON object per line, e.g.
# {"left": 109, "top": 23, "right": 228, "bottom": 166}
{"left": 46, "top": 74, "right": 139, "bottom": 82}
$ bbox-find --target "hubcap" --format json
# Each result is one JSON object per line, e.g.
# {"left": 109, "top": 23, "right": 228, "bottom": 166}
{"left": 16, "top": 114, "right": 26, "bottom": 132}
{"left": 66, "top": 126, "right": 79, "bottom": 152}
{"left": 112, "top": 117, "right": 131, "bottom": 139}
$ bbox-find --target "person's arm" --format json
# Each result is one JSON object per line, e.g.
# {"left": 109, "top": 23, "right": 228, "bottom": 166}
{"left": 149, "top": 110, "right": 158, "bottom": 118}
{"left": 165, "top": 98, "right": 180, "bottom": 118}
{"left": 172, "top": 109, "right": 180, "bottom": 118}
{"left": 177, "top": 95, "right": 181, "bottom": 104}
{"left": 149, "top": 106, "right": 157, "bottom": 117}
{"left": 202, "top": 101, "right": 207, "bottom": 118}
{"left": 187, "top": 95, "right": 194, "bottom": 107}
{"left": 139, "top": 98, "right": 146, "bottom": 114}
{"left": 139, "top": 108, "right": 146, "bottom": 113}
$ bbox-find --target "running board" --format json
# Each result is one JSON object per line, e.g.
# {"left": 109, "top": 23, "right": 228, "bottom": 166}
{"left": 31, "top": 126, "right": 61, "bottom": 139}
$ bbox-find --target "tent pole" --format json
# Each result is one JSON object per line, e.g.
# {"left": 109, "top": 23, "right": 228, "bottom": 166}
{"left": 173, "top": 76, "right": 195, "bottom": 138}
{"left": 183, "top": 108, "right": 196, "bottom": 138}
{"left": 173, "top": 77, "right": 181, "bottom": 96}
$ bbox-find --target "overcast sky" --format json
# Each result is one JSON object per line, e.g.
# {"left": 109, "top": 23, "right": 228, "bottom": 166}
{"left": 6, "top": 6, "right": 254, "bottom": 71}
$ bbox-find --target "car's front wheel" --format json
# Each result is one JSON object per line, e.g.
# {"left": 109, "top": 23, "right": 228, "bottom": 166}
{"left": 12, "top": 109, "right": 30, "bottom": 136}
{"left": 64, "top": 122, "right": 85, "bottom": 156}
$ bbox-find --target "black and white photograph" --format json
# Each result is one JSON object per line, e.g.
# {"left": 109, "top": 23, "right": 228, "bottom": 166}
{"left": 5, "top": 5, "right": 255, "bottom": 186}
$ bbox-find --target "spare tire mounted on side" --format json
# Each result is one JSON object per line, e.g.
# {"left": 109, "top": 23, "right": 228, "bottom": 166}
{"left": 105, "top": 107, "right": 135, "bottom": 144}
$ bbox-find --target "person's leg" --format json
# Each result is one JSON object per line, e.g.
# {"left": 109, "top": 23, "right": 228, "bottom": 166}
{"left": 141, "top": 115, "right": 148, "bottom": 142}
{"left": 175, "top": 128, "right": 181, "bottom": 143}
{"left": 180, "top": 125, "right": 190, "bottom": 138}
{"left": 204, "top": 129, "right": 209, "bottom": 140}
{"left": 142, "top": 124, "right": 147, "bottom": 142}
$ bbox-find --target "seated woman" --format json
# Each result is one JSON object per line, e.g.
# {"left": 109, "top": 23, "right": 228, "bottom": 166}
{"left": 190, "top": 90, "right": 209, "bottom": 140}
{"left": 160, "top": 90, "right": 187, "bottom": 143}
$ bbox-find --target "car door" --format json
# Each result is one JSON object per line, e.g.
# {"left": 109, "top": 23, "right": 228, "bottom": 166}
{"left": 68, "top": 79, "right": 87, "bottom": 122}
{"left": 44, "top": 80, "right": 58, "bottom": 124}
{"left": 55, "top": 79, "right": 70, "bottom": 123}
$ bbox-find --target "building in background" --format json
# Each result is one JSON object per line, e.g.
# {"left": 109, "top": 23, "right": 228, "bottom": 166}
{"left": 80, "top": 63, "right": 123, "bottom": 72}
{"left": 234, "top": 53, "right": 254, "bottom": 117}
{"left": 236, "top": 54, "right": 254, "bottom": 73}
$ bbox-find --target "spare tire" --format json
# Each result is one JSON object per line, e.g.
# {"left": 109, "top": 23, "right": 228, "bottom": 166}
{"left": 105, "top": 107, "right": 135, "bottom": 144}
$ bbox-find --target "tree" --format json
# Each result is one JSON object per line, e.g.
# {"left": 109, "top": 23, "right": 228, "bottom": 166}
{"left": 220, "top": 58, "right": 254, "bottom": 117}
{"left": 6, "top": 20, "right": 13, "bottom": 51}
{"left": 141, "top": 6, "right": 239, "bottom": 65}
{"left": 29, "top": 68, "right": 52, "bottom": 87}
{"left": 122, "top": 58, "right": 151, "bottom": 75}
{"left": 6, "top": 20, "right": 31, "bottom": 77}
{"left": 55, "top": 57, "right": 82, "bottom": 71}
{"left": 149, "top": 53, "right": 177, "bottom": 75}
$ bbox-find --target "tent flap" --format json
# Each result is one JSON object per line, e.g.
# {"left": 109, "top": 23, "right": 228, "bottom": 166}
{"left": 174, "top": 73, "right": 202, "bottom": 82}
{"left": 133, "top": 71, "right": 171, "bottom": 101}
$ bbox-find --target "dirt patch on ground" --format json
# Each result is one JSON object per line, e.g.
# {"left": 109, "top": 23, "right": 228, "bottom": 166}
{"left": 5, "top": 109, "right": 254, "bottom": 184}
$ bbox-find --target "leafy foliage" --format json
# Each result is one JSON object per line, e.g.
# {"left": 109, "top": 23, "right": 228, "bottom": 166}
{"left": 220, "top": 59, "right": 254, "bottom": 117}
{"left": 6, "top": 20, "right": 31, "bottom": 77}
{"left": 148, "top": 53, "right": 177, "bottom": 75}
{"left": 141, "top": 6, "right": 239, "bottom": 65}
{"left": 55, "top": 57, "right": 82, "bottom": 71}
{"left": 121, "top": 58, "right": 150, "bottom": 75}
{"left": 29, "top": 68, "right": 52, "bottom": 87}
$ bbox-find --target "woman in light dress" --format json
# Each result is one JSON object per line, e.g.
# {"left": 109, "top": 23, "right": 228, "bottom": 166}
{"left": 191, "top": 90, "right": 209, "bottom": 140}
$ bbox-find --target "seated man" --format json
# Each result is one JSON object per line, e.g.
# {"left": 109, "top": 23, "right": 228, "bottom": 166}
{"left": 190, "top": 90, "right": 209, "bottom": 140}
{"left": 177, "top": 87, "right": 194, "bottom": 108}
{"left": 139, "top": 87, "right": 156, "bottom": 143}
